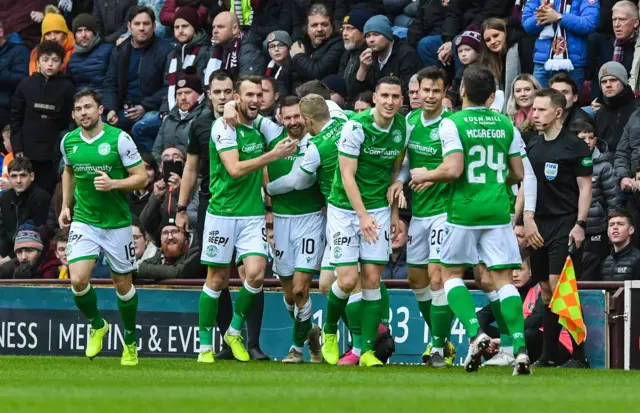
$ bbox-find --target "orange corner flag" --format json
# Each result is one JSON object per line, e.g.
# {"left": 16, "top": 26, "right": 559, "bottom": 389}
{"left": 549, "top": 256, "right": 587, "bottom": 345}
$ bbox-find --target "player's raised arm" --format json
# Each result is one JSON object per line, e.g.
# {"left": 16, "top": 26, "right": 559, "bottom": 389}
{"left": 265, "top": 142, "right": 318, "bottom": 196}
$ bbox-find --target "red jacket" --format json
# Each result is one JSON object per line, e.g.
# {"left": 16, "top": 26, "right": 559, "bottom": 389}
{"left": 159, "top": 0, "right": 208, "bottom": 28}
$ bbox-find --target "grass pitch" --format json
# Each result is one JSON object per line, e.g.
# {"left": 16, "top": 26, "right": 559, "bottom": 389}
{"left": 1, "top": 356, "right": 639, "bottom": 413}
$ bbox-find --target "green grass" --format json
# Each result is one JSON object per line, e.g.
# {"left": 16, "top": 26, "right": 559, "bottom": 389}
{"left": 1, "top": 356, "right": 640, "bottom": 413}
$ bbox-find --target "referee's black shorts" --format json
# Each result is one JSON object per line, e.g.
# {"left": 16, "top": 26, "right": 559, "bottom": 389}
{"left": 530, "top": 214, "right": 583, "bottom": 283}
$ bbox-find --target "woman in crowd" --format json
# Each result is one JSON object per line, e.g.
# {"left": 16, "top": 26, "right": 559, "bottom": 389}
{"left": 506, "top": 74, "right": 541, "bottom": 131}
{"left": 353, "top": 91, "right": 373, "bottom": 113}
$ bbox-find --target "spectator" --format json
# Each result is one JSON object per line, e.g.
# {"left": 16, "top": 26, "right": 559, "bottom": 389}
{"left": 592, "top": 1, "right": 638, "bottom": 100}
{"left": 0, "top": 157, "right": 50, "bottom": 259}
{"left": 0, "top": 222, "right": 57, "bottom": 279}
{"left": 602, "top": 209, "right": 640, "bottom": 280}
{"left": 416, "top": 0, "right": 512, "bottom": 70}
{"left": 106, "top": 6, "right": 172, "bottom": 152}
{"left": 52, "top": 228, "right": 69, "bottom": 278}
{"left": 333, "top": 0, "right": 384, "bottom": 30}
{"left": 203, "top": 11, "right": 261, "bottom": 82}
{"left": 382, "top": 217, "right": 408, "bottom": 280}
{"left": 354, "top": 15, "right": 421, "bottom": 102}
{"left": 1, "top": 125, "right": 13, "bottom": 190}
{"left": 408, "top": 74, "right": 420, "bottom": 110}
{"left": 614, "top": 106, "right": 640, "bottom": 197}
{"left": 549, "top": 72, "right": 592, "bottom": 130}
{"left": 593, "top": 61, "right": 639, "bottom": 153}
{"left": 290, "top": 3, "right": 344, "bottom": 85}
{"left": 28, "top": 8, "right": 75, "bottom": 74}
{"left": 67, "top": 14, "right": 117, "bottom": 114}
{"left": 449, "top": 25, "right": 482, "bottom": 108}
{"left": 407, "top": 0, "right": 447, "bottom": 50}
{"left": 136, "top": 211, "right": 201, "bottom": 281}
{"left": 506, "top": 74, "right": 542, "bottom": 130}
{"left": 265, "top": 31, "right": 293, "bottom": 96}
{"left": 522, "top": 0, "right": 599, "bottom": 89}
{"left": 133, "top": 216, "right": 158, "bottom": 265}
{"left": 127, "top": 152, "right": 159, "bottom": 218}
{"left": 353, "top": 90, "right": 373, "bottom": 112}
{"left": 93, "top": 0, "right": 136, "bottom": 44}
{"left": 572, "top": 121, "right": 619, "bottom": 270}
{"left": 0, "top": 23, "right": 30, "bottom": 131}
{"left": 206, "top": 70, "right": 234, "bottom": 120}
{"left": 160, "top": 1, "right": 208, "bottom": 29}
{"left": 338, "top": 10, "right": 369, "bottom": 103}
{"left": 260, "top": 76, "right": 280, "bottom": 121}
{"left": 152, "top": 68, "right": 205, "bottom": 160}
{"left": 160, "top": 6, "right": 210, "bottom": 113}
{"left": 322, "top": 74, "right": 347, "bottom": 108}
{"left": 11, "top": 41, "right": 75, "bottom": 195}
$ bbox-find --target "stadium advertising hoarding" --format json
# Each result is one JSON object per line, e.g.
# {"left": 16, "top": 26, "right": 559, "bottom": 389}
{"left": 0, "top": 286, "right": 607, "bottom": 367}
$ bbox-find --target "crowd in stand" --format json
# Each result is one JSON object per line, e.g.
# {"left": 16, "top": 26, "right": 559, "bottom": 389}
{"left": 1, "top": 0, "right": 640, "bottom": 285}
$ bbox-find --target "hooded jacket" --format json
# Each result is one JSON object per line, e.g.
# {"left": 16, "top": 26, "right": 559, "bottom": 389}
{"left": 0, "top": 33, "right": 30, "bottom": 113}
{"left": 522, "top": 0, "right": 599, "bottom": 68}
{"left": 593, "top": 86, "right": 640, "bottom": 153}
{"left": 0, "top": 185, "right": 51, "bottom": 257}
{"left": 9, "top": 72, "right": 76, "bottom": 161}
{"left": 586, "top": 148, "right": 619, "bottom": 235}
{"left": 152, "top": 96, "right": 207, "bottom": 162}
{"left": 68, "top": 41, "right": 118, "bottom": 112}
{"left": 291, "top": 34, "right": 344, "bottom": 84}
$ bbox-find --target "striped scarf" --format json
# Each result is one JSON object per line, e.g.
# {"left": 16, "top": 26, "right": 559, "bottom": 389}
{"left": 614, "top": 33, "right": 636, "bottom": 63}
{"left": 265, "top": 59, "right": 282, "bottom": 78}
{"left": 204, "top": 33, "right": 243, "bottom": 84}
{"left": 167, "top": 45, "right": 202, "bottom": 111}
{"left": 544, "top": 0, "right": 574, "bottom": 72}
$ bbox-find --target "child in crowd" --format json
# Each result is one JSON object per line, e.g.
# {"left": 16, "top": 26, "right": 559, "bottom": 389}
{"left": 450, "top": 26, "right": 482, "bottom": 108}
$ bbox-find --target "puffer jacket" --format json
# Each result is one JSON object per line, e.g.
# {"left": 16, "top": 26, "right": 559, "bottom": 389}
{"left": 67, "top": 42, "right": 117, "bottom": 112}
{"left": 602, "top": 243, "right": 640, "bottom": 281}
{"left": 614, "top": 108, "right": 640, "bottom": 180}
{"left": 151, "top": 96, "right": 206, "bottom": 161}
{"left": 522, "top": 0, "right": 599, "bottom": 67}
{"left": 587, "top": 148, "right": 619, "bottom": 235}
{"left": 0, "top": 33, "right": 30, "bottom": 113}
{"left": 291, "top": 34, "right": 344, "bottom": 84}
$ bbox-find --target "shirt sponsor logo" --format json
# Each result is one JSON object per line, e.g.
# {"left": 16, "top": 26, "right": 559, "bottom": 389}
{"left": 72, "top": 164, "right": 113, "bottom": 173}
{"left": 98, "top": 143, "right": 111, "bottom": 156}
{"left": 241, "top": 143, "right": 264, "bottom": 153}
{"left": 363, "top": 147, "right": 402, "bottom": 158}
{"left": 582, "top": 157, "right": 593, "bottom": 167}
{"left": 408, "top": 141, "right": 437, "bottom": 155}
{"left": 544, "top": 162, "right": 558, "bottom": 181}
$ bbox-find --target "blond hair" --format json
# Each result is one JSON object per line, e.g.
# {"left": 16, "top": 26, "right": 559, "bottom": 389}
{"left": 299, "top": 93, "right": 330, "bottom": 121}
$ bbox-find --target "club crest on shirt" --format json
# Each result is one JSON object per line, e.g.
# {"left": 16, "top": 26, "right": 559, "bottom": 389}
{"left": 392, "top": 129, "right": 402, "bottom": 143}
{"left": 98, "top": 143, "right": 111, "bottom": 156}
{"left": 544, "top": 162, "right": 558, "bottom": 181}
{"left": 430, "top": 129, "right": 439, "bottom": 141}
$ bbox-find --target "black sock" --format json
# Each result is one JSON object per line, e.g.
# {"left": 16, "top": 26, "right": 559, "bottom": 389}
{"left": 246, "top": 289, "right": 265, "bottom": 349}
{"left": 216, "top": 288, "right": 232, "bottom": 348}
{"left": 570, "top": 337, "right": 585, "bottom": 362}
{"left": 541, "top": 306, "right": 562, "bottom": 362}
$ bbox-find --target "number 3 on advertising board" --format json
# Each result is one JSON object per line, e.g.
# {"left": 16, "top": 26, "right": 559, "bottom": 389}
{"left": 388, "top": 307, "right": 409, "bottom": 344}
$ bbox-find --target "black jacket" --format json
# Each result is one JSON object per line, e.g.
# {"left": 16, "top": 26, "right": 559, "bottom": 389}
{"left": 587, "top": 148, "right": 619, "bottom": 234}
{"left": 614, "top": 108, "right": 640, "bottom": 180}
{"left": 591, "top": 40, "right": 634, "bottom": 101}
{"left": 333, "top": 0, "right": 385, "bottom": 29}
{"left": 339, "top": 44, "right": 366, "bottom": 103}
{"left": 250, "top": 0, "right": 293, "bottom": 39}
{"left": 291, "top": 34, "right": 344, "bottom": 84}
{"left": 9, "top": 73, "right": 75, "bottom": 161}
{"left": 564, "top": 105, "right": 592, "bottom": 131}
{"left": 93, "top": 0, "right": 137, "bottom": 44}
{"left": 353, "top": 37, "right": 422, "bottom": 103}
{"left": 187, "top": 107, "right": 214, "bottom": 195}
{"left": 594, "top": 86, "right": 639, "bottom": 153}
{"left": 136, "top": 233, "right": 202, "bottom": 281}
{"left": 602, "top": 243, "right": 640, "bottom": 281}
{"left": 443, "top": 0, "right": 512, "bottom": 39}
{"left": 266, "top": 58, "right": 294, "bottom": 97}
{"left": 0, "top": 185, "right": 51, "bottom": 257}
{"left": 407, "top": 0, "right": 448, "bottom": 47}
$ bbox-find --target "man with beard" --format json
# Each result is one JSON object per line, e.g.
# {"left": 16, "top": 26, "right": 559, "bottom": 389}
{"left": 196, "top": 76, "right": 298, "bottom": 363}
{"left": 354, "top": 15, "right": 421, "bottom": 104}
{"left": 290, "top": 3, "right": 344, "bottom": 84}
{"left": 59, "top": 88, "right": 148, "bottom": 366}
{"left": 68, "top": 14, "right": 117, "bottom": 116}
{"left": 151, "top": 69, "right": 206, "bottom": 161}
{"left": 136, "top": 210, "right": 201, "bottom": 281}
{"left": 160, "top": 7, "right": 210, "bottom": 113}
{"left": 339, "top": 10, "right": 369, "bottom": 103}
{"left": 261, "top": 96, "right": 324, "bottom": 363}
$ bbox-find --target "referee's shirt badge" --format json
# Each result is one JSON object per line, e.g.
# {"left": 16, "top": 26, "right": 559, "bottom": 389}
{"left": 544, "top": 162, "right": 558, "bottom": 181}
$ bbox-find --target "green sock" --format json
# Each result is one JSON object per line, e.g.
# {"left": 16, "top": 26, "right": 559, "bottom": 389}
{"left": 345, "top": 293, "right": 362, "bottom": 348}
{"left": 379, "top": 282, "right": 390, "bottom": 327}
{"left": 352, "top": 333, "right": 363, "bottom": 353}
{"left": 117, "top": 289, "right": 138, "bottom": 345}
{"left": 73, "top": 285, "right": 104, "bottom": 329}
{"left": 230, "top": 284, "right": 259, "bottom": 331}
{"left": 445, "top": 279, "right": 480, "bottom": 338}
{"left": 414, "top": 286, "right": 433, "bottom": 330}
{"left": 198, "top": 288, "right": 219, "bottom": 348}
{"left": 361, "top": 289, "right": 382, "bottom": 353}
{"left": 431, "top": 288, "right": 452, "bottom": 348}
{"left": 283, "top": 296, "right": 295, "bottom": 320}
{"left": 498, "top": 285, "right": 527, "bottom": 353}
{"left": 324, "top": 282, "right": 349, "bottom": 334}
{"left": 293, "top": 299, "right": 313, "bottom": 348}
{"left": 489, "top": 296, "right": 512, "bottom": 346}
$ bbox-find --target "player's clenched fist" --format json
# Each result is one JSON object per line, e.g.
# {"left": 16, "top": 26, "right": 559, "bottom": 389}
{"left": 94, "top": 170, "right": 115, "bottom": 191}
{"left": 58, "top": 206, "right": 72, "bottom": 229}
{"left": 359, "top": 213, "right": 380, "bottom": 244}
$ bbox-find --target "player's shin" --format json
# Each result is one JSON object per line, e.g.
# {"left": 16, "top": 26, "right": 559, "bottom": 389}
{"left": 430, "top": 288, "right": 453, "bottom": 353}
{"left": 199, "top": 285, "right": 220, "bottom": 350}
{"left": 229, "top": 280, "right": 262, "bottom": 335}
{"left": 293, "top": 298, "right": 313, "bottom": 351}
{"left": 345, "top": 292, "right": 363, "bottom": 355}
{"left": 324, "top": 280, "right": 350, "bottom": 334}
{"left": 72, "top": 284, "right": 105, "bottom": 329}
{"left": 116, "top": 285, "right": 138, "bottom": 345}
{"left": 361, "top": 287, "right": 382, "bottom": 354}
{"left": 497, "top": 283, "right": 527, "bottom": 354}
{"left": 413, "top": 285, "right": 432, "bottom": 330}
{"left": 487, "top": 292, "right": 513, "bottom": 352}
{"left": 379, "top": 281, "right": 390, "bottom": 327}
{"left": 443, "top": 276, "right": 480, "bottom": 338}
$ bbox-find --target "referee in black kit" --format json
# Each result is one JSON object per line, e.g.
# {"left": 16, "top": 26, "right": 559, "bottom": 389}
{"left": 524, "top": 88, "right": 592, "bottom": 368}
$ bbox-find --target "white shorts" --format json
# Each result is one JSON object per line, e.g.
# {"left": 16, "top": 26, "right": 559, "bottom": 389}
{"left": 201, "top": 213, "right": 267, "bottom": 266}
{"left": 273, "top": 212, "right": 326, "bottom": 277}
{"left": 407, "top": 213, "right": 447, "bottom": 266}
{"left": 66, "top": 222, "right": 136, "bottom": 274}
{"left": 440, "top": 224, "right": 521, "bottom": 270}
{"left": 327, "top": 205, "right": 391, "bottom": 266}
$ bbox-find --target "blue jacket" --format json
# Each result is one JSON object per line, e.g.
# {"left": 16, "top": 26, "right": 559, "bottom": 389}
{"left": 522, "top": 0, "right": 600, "bottom": 68}
{"left": 0, "top": 33, "right": 29, "bottom": 111}
{"left": 68, "top": 42, "right": 117, "bottom": 111}
{"left": 106, "top": 36, "right": 173, "bottom": 112}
